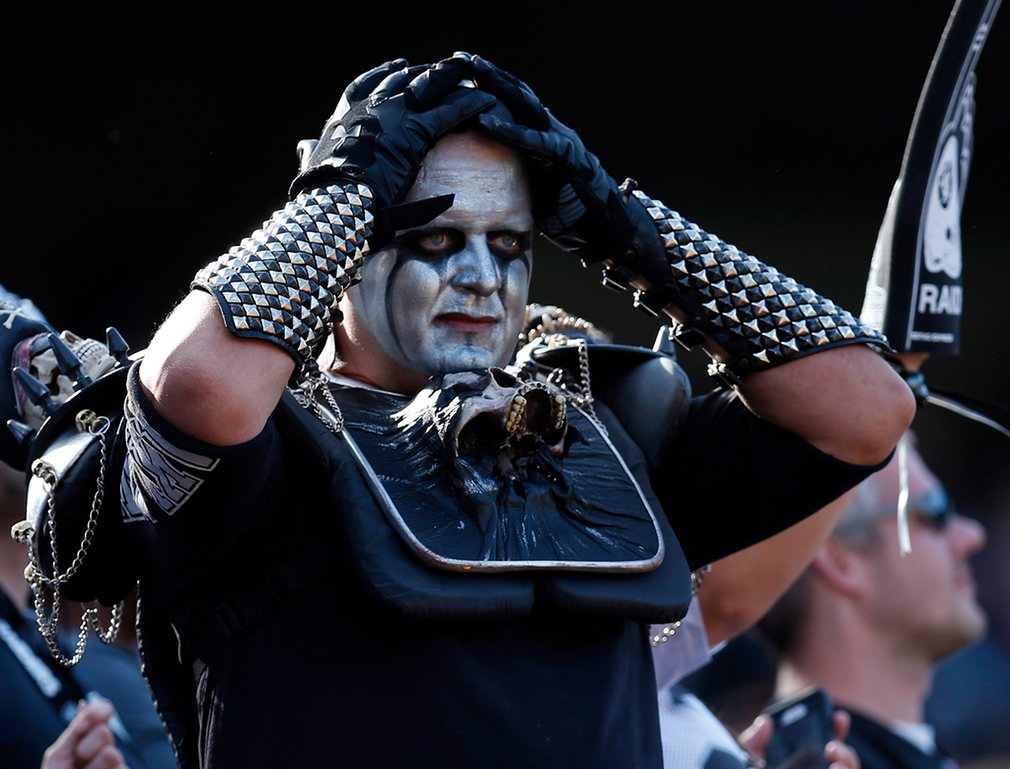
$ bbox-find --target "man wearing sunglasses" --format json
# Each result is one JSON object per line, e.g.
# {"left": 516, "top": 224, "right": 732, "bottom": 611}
{"left": 758, "top": 437, "right": 987, "bottom": 769}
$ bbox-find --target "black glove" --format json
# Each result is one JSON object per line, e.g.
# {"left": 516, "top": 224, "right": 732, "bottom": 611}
{"left": 331, "top": 57, "right": 416, "bottom": 121}
{"left": 295, "top": 57, "right": 423, "bottom": 170}
{"left": 469, "top": 54, "right": 632, "bottom": 263}
{"left": 289, "top": 53, "right": 500, "bottom": 248}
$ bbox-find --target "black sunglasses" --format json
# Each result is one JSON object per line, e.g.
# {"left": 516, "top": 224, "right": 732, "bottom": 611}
{"left": 908, "top": 486, "right": 954, "bottom": 532}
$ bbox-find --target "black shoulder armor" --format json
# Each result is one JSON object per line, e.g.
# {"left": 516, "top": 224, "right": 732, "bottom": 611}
{"left": 520, "top": 326, "right": 692, "bottom": 471}
{"left": 16, "top": 360, "right": 138, "bottom": 607}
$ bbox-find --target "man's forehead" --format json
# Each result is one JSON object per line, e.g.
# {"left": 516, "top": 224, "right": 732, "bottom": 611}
{"left": 878, "top": 446, "right": 941, "bottom": 500}
{"left": 420, "top": 198, "right": 533, "bottom": 233}
{"left": 836, "top": 444, "right": 943, "bottom": 531}
{"left": 412, "top": 130, "right": 524, "bottom": 173}
{"left": 404, "top": 132, "right": 532, "bottom": 229}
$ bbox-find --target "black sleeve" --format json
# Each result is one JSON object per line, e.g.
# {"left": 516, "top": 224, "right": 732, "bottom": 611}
{"left": 650, "top": 387, "right": 890, "bottom": 570}
{"left": 122, "top": 364, "right": 287, "bottom": 605}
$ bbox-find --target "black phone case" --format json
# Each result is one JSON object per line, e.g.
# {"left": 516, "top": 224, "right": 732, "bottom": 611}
{"left": 762, "top": 687, "right": 834, "bottom": 769}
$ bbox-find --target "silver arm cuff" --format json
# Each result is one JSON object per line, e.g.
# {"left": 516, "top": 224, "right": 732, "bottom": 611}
{"left": 193, "top": 183, "right": 374, "bottom": 375}
{"left": 623, "top": 187, "right": 890, "bottom": 382}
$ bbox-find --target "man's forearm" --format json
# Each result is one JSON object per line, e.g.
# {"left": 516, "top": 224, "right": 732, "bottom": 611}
{"left": 608, "top": 183, "right": 915, "bottom": 464}
{"left": 139, "top": 291, "right": 296, "bottom": 446}
{"left": 140, "top": 183, "right": 375, "bottom": 446}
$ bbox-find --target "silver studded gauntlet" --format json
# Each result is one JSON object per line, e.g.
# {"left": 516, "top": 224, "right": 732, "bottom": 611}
{"left": 604, "top": 180, "right": 891, "bottom": 383}
{"left": 193, "top": 183, "right": 374, "bottom": 377}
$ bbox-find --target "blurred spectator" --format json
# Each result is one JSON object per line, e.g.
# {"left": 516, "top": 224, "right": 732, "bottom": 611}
{"left": 923, "top": 466, "right": 1010, "bottom": 764}
{"left": 42, "top": 699, "right": 130, "bottom": 769}
{"left": 677, "top": 629, "right": 778, "bottom": 737}
{"left": 654, "top": 491, "right": 858, "bottom": 769}
{"left": 0, "top": 461, "right": 177, "bottom": 769}
{"left": 758, "top": 436, "right": 994, "bottom": 769}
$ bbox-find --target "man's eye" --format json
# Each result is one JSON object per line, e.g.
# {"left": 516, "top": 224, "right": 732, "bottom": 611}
{"left": 490, "top": 232, "right": 526, "bottom": 259}
{"left": 413, "top": 230, "right": 457, "bottom": 256}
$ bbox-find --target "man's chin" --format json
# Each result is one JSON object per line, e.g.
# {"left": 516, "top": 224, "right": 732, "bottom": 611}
{"left": 421, "top": 346, "right": 507, "bottom": 376}
{"left": 963, "top": 604, "right": 989, "bottom": 642}
{"left": 931, "top": 607, "right": 988, "bottom": 659}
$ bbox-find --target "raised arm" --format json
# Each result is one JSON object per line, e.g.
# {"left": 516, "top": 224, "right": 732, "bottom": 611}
{"left": 139, "top": 55, "right": 500, "bottom": 445}
{"left": 470, "top": 55, "right": 914, "bottom": 467}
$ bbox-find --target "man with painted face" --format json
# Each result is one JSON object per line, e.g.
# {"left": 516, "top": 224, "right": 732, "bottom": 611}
{"left": 326, "top": 129, "right": 533, "bottom": 393}
{"left": 11, "top": 53, "right": 914, "bottom": 768}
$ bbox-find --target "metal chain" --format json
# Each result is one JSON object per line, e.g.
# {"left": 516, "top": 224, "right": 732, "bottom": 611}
{"left": 87, "top": 601, "right": 124, "bottom": 644}
{"left": 571, "top": 338, "right": 607, "bottom": 437}
{"left": 539, "top": 336, "right": 607, "bottom": 437}
{"left": 690, "top": 564, "right": 713, "bottom": 594}
{"left": 36, "top": 411, "right": 109, "bottom": 585}
{"left": 23, "top": 409, "right": 124, "bottom": 667}
{"left": 574, "top": 339, "right": 597, "bottom": 418}
{"left": 31, "top": 584, "right": 90, "bottom": 666}
{"left": 294, "top": 371, "right": 345, "bottom": 435}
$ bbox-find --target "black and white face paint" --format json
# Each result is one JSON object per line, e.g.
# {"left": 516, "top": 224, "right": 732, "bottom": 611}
{"left": 345, "top": 132, "right": 533, "bottom": 384}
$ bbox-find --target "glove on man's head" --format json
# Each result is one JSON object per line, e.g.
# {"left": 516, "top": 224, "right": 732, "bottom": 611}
{"left": 289, "top": 53, "right": 531, "bottom": 250}
{"left": 289, "top": 53, "right": 529, "bottom": 250}
{"left": 467, "top": 54, "right": 634, "bottom": 265}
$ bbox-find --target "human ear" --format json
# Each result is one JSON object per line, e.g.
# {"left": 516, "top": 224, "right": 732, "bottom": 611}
{"left": 809, "top": 538, "right": 872, "bottom": 598}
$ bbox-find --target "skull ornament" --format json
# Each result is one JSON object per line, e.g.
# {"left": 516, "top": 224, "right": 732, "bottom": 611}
{"left": 14, "top": 331, "right": 118, "bottom": 429}
{"left": 395, "top": 368, "right": 569, "bottom": 465}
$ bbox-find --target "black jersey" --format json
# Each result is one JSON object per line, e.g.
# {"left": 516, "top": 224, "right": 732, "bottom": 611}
{"left": 120, "top": 365, "right": 881, "bottom": 769}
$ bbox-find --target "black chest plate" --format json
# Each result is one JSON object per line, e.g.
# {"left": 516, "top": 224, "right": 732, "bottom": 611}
{"left": 278, "top": 374, "right": 692, "bottom": 622}
{"left": 331, "top": 384, "right": 665, "bottom": 572}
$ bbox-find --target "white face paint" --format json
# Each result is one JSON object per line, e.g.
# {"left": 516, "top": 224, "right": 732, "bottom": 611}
{"left": 336, "top": 132, "right": 533, "bottom": 393}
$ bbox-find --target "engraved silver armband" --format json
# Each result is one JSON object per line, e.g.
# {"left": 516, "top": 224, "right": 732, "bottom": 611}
{"left": 623, "top": 186, "right": 890, "bottom": 382}
{"left": 193, "top": 183, "right": 374, "bottom": 376}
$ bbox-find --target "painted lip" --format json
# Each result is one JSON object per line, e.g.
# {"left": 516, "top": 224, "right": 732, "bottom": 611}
{"left": 434, "top": 312, "right": 499, "bottom": 333}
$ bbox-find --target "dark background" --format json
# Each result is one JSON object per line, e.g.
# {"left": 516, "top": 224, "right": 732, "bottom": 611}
{"left": 3, "top": 0, "right": 1008, "bottom": 757}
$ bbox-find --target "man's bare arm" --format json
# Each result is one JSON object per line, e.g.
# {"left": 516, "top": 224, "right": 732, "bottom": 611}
{"left": 734, "top": 345, "right": 913, "bottom": 467}
{"left": 139, "top": 291, "right": 294, "bottom": 445}
{"left": 698, "top": 490, "right": 855, "bottom": 646}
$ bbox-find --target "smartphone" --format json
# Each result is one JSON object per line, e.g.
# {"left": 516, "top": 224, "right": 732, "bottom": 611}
{"left": 761, "top": 687, "right": 834, "bottom": 769}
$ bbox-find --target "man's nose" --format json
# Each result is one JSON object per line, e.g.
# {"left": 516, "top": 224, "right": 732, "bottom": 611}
{"left": 449, "top": 238, "right": 502, "bottom": 297}
{"left": 949, "top": 513, "right": 987, "bottom": 558}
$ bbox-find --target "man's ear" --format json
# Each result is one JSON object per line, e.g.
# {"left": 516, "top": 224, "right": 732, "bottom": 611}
{"left": 809, "top": 538, "right": 871, "bottom": 598}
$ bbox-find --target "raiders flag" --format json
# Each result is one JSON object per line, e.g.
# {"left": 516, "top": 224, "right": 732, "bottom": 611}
{"left": 861, "top": 0, "right": 1002, "bottom": 354}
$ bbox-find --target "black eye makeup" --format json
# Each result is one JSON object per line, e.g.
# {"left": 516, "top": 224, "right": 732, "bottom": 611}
{"left": 488, "top": 230, "right": 531, "bottom": 261}
{"left": 394, "top": 228, "right": 531, "bottom": 262}
{"left": 401, "top": 228, "right": 461, "bottom": 258}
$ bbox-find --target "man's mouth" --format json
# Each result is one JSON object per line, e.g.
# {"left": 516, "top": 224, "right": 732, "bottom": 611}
{"left": 955, "top": 566, "right": 976, "bottom": 592}
{"left": 435, "top": 313, "right": 498, "bottom": 333}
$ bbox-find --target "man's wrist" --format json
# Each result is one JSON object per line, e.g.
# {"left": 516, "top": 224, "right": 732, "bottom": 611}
{"left": 603, "top": 181, "right": 891, "bottom": 385}
{"left": 192, "top": 183, "right": 375, "bottom": 379}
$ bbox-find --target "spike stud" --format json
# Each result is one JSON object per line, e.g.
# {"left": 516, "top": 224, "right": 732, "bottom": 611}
{"left": 47, "top": 333, "right": 92, "bottom": 389}
{"left": 105, "top": 327, "right": 131, "bottom": 366}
